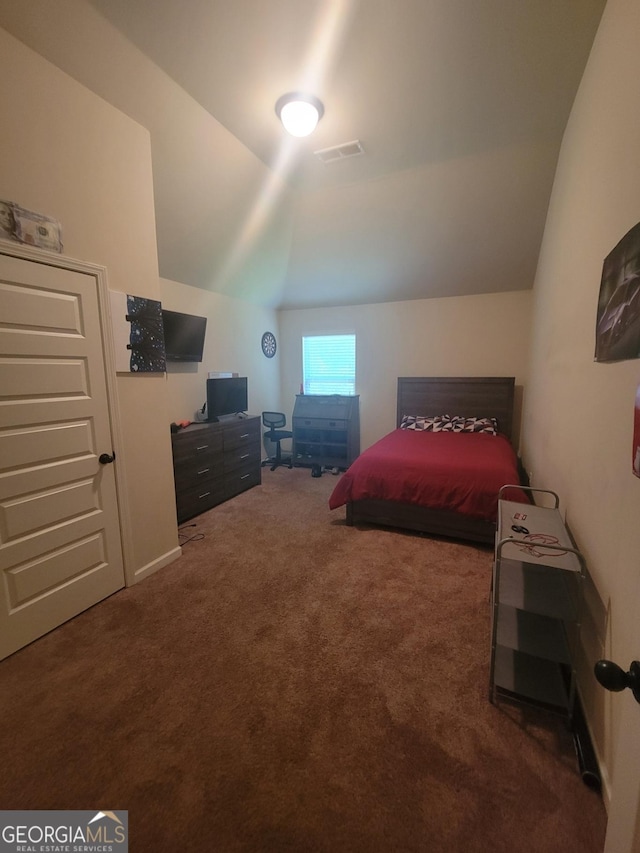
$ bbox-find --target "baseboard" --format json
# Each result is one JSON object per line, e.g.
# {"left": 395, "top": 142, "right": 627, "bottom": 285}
{"left": 129, "top": 545, "right": 182, "bottom": 586}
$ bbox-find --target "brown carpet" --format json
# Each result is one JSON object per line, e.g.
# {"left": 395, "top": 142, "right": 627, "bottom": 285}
{"left": 0, "top": 468, "right": 606, "bottom": 852}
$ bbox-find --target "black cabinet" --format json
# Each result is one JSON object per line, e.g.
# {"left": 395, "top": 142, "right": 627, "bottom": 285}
{"left": 292, "top": 394, "right": 360, "bottom": 470}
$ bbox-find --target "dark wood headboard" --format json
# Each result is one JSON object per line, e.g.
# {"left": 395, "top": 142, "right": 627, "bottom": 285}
{"left": 396, "top": 377, "right": 515, "bottom": 441}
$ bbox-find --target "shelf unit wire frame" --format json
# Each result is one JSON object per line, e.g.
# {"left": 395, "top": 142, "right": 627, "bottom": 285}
{"left": 489, "top": 487, "right": 587, "bottom": 722}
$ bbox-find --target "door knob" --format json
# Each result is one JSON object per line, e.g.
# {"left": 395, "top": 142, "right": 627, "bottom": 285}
{"left": 594, "top": 659, "right": 640, "bottom": 704}
{"left": 98, "top": 452, "right": 116, "bottom": 465}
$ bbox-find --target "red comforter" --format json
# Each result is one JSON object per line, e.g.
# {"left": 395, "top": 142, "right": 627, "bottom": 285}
{"left": 329, "top": 429, "right": 525, "bottom": 521}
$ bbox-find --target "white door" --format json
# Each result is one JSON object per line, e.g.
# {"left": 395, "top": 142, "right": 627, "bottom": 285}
{"left": 0, "top": 248, "right": 125, "bottom": 660}
{"left": 603, "top": 624, "right": 640, "bottom": 853}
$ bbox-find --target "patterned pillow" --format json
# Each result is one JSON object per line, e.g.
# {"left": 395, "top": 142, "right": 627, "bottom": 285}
{"left": 435, "top": 415, "right": 498, "bottom": 434}
{"left": 431, "top": 415, "right": 464, "bottom": 432}
{"left": 400, "top": 415, "right": 498, "bottom": 435}
{"left": 400, "top": 415, "right": 436, "bottom": 431}
{"left": 462, "top": 417, "right": 498, "bottom": 435}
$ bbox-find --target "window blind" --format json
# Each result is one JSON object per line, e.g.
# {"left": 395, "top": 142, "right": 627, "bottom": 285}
{"left": 302, "top": 334, "right": 356, "bottom": 395}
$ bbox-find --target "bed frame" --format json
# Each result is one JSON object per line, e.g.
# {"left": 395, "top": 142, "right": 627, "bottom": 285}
{"left": 345, "top": 376, "right": 517, "bottom": 544}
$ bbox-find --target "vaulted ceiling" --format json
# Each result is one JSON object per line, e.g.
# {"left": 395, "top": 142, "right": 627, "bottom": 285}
{"left": 0, "top": 0, "right": 606, "bottom": 308}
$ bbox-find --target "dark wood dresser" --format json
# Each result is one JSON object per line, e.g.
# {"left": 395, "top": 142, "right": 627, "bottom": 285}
{"left": 171, "top": 416, "right": 261, "bottom": 523}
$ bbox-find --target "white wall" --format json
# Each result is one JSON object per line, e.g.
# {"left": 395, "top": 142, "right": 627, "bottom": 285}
{"left": 0, "top": 26, "right": 178, "bottom": 581}
{"left": 279, "top": 290, "right": 532, "bottom": 452}
{"left": 520, "top": 0, "right": 640, "bottom": 807}
{"left": 159, "top": 278, "right": 280, "bottom": 424}
{"left": 0, "top": 18, "right": 289, "bottom": 584}
{"left": 0, "top": 0, "right": 295, "bottom": 309}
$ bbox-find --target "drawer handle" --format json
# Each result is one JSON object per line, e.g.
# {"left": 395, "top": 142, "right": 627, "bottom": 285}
{"left": 240, "top": 453, "right": 249, "bottom": 460}
{"left": 196, "top": 444, "right": 209, "bottom": 451}
{"left": 197, "top": 468, "right": 210, "bottom": 475}
{"left": 240, "top": 433, "right": 250, "bottom": 439}
{"left": 198, "top": 491, "right": 211, "bottom": 499}
{"left": 240, "top": 473, "right": 250, "bottom": 480}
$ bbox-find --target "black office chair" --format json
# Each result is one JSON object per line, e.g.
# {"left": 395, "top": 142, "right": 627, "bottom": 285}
{"left": 262, "top": 412, "right": 293, "bottom": 471}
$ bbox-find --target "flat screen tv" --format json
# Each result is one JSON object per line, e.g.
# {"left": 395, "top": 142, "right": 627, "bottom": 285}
{"left": 162, "top": 309, "right": 207, "bottom": 362}
{"left": 207, "top": 377, "right": 248, "bottom": 421}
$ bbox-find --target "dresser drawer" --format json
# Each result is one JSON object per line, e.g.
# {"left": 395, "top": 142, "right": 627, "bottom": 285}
{"left": 175, "top": 478, "right": 226, "bottom": 523}
{"left": 293, "top": 398, "right": 354, "bottom": 419}
{"left": 223, "top": 441, "right": 261, "bottom": 473}
{"left": 173, "top": 458, "right": 223, "bottom": 492}
{"left": 225, "top": 460, "right": 261, "bottom": 498}
{"left": 223, "top": 419, "right": 260, "bottom": 451}
{"left": 293, "top": 417, "right": 348, "bottom": 431}
{"left": 172, "top": 427, "right": 223, "bottom": 462}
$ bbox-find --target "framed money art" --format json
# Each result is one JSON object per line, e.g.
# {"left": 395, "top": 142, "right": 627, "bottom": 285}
{"left": 109, "top": 291, "right": 166, "bottom": 373}
{"left": 0, "top": 199, "right": 63, "bottom": 252}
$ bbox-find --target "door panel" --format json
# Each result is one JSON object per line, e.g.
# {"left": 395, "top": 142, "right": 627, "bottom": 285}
{"left": 2, "top": 478, "right": 99, "bottom": 538}
{"left": 6, "top": 534, "right": 106, "bottom": 606}
{"left": 0, "top": 277, "right": 81, "bottom": 332}
{"left": 0, "top": 421, "right": 93, "bottom": 468}
{"left": 0, "top": 357, "right": 89, "bottom": 395}
{"left": 0, "top": 251, "right": 124, "bottom": 660}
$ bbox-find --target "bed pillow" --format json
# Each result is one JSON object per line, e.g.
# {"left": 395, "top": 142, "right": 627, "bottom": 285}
{"left": 399, "top": 415, "right": 437, "bottom": 431}
{"left": 400, "top": 415, "right": 460, "bottom": 431}
{"left": 433, "top": 416, "right": 498, "bottom": 434}
{"left": 400, "top": 415, "right": 498, "bottom": 435}
{"left": 431, "top": 415, "right": 463, "bottom": 432}
{"left": 461, "top": 417, "right": 498, "bottom": 435}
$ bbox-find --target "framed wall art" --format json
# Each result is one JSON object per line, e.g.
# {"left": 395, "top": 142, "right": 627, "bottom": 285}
{"left": 595, "top": 221, "right": 640, "bottom": 363}
{"left": 109, "top": 291, "right": 166, "bottom": 373}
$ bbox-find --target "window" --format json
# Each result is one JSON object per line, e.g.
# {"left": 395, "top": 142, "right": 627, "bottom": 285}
{"left": 302, "top": 334, "right": 356, "bottom": 395}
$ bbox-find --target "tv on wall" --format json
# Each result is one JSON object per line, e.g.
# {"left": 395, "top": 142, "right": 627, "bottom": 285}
{"left": 161, "top": 309, "right": 207, "bottom": 362}
{"left": 206, "top": 377, "right": 248, "bottom": 421}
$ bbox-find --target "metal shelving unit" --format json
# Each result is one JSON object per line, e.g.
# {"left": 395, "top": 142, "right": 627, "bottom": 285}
{"left": 489, "top": 486, "right": 586, "bottom": 721}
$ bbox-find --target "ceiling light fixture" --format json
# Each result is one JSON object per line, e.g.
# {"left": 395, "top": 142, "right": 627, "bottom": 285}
{"left": 275, "top": 93, "right": 324, "bottom": 138}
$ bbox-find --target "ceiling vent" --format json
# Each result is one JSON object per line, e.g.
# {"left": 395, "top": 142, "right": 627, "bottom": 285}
{"left": 314, "top": 140, "right": 365, "bottom": 164}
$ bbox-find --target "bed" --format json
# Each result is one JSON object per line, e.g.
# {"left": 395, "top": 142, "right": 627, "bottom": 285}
{"left": 328, "top": 376, "right": 527, "bottom": 544}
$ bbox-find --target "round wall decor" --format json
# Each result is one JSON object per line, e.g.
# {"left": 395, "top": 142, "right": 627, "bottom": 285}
{"left": 261, "top": 331, "right": 277, "bottom": 358}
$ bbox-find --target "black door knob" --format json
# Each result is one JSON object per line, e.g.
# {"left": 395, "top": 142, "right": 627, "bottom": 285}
{"left": 98, "top": 452, "right": 116, "bottom": 465}
{"left": 594, "top": 659, "right": 640, "bottom": 704}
